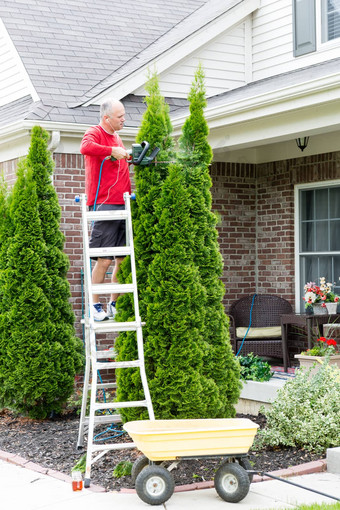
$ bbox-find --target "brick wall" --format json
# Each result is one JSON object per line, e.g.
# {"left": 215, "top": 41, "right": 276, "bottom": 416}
{"left": 53, "top": 153, "right": 85, "bottom": 338}
{"left": 256, "top": 160, "right": 295, "bottom": 303}
{"left": 2, "top": 150, "right": 340, "bottom": 348}
{"left": 211, "top": 151, "right": 340, "bottom": 315}
{"left": 211, "top": 162, "right": 257, "bottom": 306}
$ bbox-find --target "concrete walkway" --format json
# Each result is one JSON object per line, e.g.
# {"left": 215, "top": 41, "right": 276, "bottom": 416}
{"left": 1, "top": 452, "right": 339, "bottom": 510}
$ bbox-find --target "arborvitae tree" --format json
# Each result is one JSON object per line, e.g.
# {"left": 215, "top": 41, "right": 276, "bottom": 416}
{"left": 0, "top": 165, "right": 71, "bottom": 417}
{"left": 0, "top": 175, "right": 12, "bottom": 316}
{"left": 0, "top": 128, "right": 83, "bottom": 418}
{"left": 0, "top": 175, "right": 11, "bottom": 270}
{"left": 118, "top": 70, "right": 175, "bottom": 292}
{"left": 26, "top": 127, "right": 80, "bottom": 347}
{"left": 115, "top": 72, "right": 175, "bottom": 419}
{"left": 178, "top": 64, "right": 240, "bottom": 416}
{"left": 143, "top": 165, "right": 221, "bottom": 418}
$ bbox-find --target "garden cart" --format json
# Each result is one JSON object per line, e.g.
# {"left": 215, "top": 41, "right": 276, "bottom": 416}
{"left": 123, "top": 418, "right": 259, "bottom": 506}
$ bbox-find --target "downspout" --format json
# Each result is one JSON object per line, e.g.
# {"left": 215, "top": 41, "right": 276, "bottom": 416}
{"left": 48, "top": 130, "right": 60, "bottom": 184}
{"left": 255, "top": 172, "right": 259, "bottom": 292}
{"left": 48, "top": 130, "right": 60, "bottom": 153}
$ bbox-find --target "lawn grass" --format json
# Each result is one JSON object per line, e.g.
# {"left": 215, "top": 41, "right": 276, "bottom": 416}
{"left": 294, "top": 503, "right": 340, "bottom": 509}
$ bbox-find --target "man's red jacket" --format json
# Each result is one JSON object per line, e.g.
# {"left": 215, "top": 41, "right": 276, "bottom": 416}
{"left": 80, "top": 125, "right": 131, "bottom": 206}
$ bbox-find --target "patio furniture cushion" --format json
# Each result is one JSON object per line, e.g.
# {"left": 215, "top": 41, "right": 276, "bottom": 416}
{"left": 236, "top": 326, "right": 282, "bottom": 339}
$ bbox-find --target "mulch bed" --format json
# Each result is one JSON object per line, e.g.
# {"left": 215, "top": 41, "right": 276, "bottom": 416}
{"left": 0, "top": 409, "right": 324, "bottom": 492}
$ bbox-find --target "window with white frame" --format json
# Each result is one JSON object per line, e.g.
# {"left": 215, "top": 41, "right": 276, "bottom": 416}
{"left": 297, "top": 183, "right": 340, "bottom": 309}
{"left": 293, "top": 0, "right": 340, "bottom": 56}
{"left": 321, "top": 0, "right": 340, "bottom": 42}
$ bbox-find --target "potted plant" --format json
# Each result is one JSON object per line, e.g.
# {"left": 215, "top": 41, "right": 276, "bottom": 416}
{"left": 295, "top": 336, "right": 340, "bottom": 374}
{"left": 303, "top": 277, "right": 339, "bottom": 315}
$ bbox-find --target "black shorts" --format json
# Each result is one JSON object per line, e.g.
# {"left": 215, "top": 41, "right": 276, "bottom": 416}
{"left": 89, "top": 204, "right": 126, "bottom": 260}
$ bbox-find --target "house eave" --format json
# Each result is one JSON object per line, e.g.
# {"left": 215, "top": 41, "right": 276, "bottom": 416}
{"left": 0, "top": 120, "right": 138, "bottom": 163}
{"left": 1, "top": 71, "right": 339, "bottom": 164}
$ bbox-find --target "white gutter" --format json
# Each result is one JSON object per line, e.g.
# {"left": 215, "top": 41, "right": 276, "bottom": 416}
{"left": 171, "top": 72, "right": 340, "bottom": 132}
{"left": 1, "top": 71, "right": 339, "bottom": 162}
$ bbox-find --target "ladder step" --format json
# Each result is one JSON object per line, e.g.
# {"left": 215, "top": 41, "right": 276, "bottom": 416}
{"left": 88, "top": 246, "right": 131, "bottom": 258}
{"left": 90, "top": 321, "right": 144, "bottom": 333}
{"left": 86, "top": 210, "right": 128, "bottom": 221}
{"left": 96, "top": 348, "right": 117, "bottom": 360}
{"left": 83, "top": 414, "right": 121, "bottom": 425}
{"left": 96, "top": 382, "right": 117, "bottom": 390}
{"left": 94, "top": 360, "right": 141, "bottom": 370}
{"left": 91, "top": 283, "right": 134, "bottom": 295}
{"left": 94, "top": 400, "right": 148, "bottom": 411}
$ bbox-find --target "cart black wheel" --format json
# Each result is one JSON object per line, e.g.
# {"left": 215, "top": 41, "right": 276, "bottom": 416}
{"left": 214, "top": 462, "right": 250, "bottom": 503}
{"left": 135, "top": 465, "right": 175, "bottom": 506}
{"left": 221, "top": 457, "right": 254, "bottom": 483}
{"left": 131, "top": 455, "right": 149, "bottom": 484}
{"left": 238, "top": 457, "right": 254, "bottom": 483}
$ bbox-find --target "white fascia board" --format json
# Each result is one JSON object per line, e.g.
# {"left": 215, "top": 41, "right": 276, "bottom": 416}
{"left": 175, "top": 72, "right": 340, "bottom": 130}
{"left": 0, "top": 19, "right": 39, "bottom": 104}
{"left": 88, "top": 0, "right": 260, "bottom": 105}
{"left": 0, "top": 120, "right": 138, "bottom": 162}
{"left": 170, "top": 72, "right": 340, "bottom": 142}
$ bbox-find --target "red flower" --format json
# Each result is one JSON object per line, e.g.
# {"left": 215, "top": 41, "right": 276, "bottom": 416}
{"left": 326, "top": 339, "right": 337, "bottom": 347}
{"left": 317, "top": 337, "right": 327, "bottom": 343}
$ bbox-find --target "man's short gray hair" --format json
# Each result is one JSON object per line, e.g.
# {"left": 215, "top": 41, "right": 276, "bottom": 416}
{"left": 100, "top": 99, "right": 122, "bottom": 120}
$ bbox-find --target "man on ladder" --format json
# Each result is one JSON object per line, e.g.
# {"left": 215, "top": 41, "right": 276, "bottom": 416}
{"left": 78, "top": 100, "right": 155, "bottom": 488}
{"left": 80, "top": 98, "right": 131, "bottom": 321}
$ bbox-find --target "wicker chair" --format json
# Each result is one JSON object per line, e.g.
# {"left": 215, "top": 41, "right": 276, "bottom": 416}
{"left": 228, "top": 294, "right": 293, "bottom": 369}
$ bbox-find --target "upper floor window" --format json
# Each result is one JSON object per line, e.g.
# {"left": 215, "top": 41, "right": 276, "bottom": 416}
{"left": 293, "top": 0, "right": 340, "bottom": 56}
{"left": 321, "top": 0, "right": 340, "bottom": 42}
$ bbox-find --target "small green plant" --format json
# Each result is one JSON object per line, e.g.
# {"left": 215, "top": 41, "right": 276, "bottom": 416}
{"left": 71, "top": 454, "right": 86, "bottom": 473}
{"left": 112, "top": 460, "right": 133, "bottom": 478}
{"left": 255, "top": 355, "right": 340, "bottom": 452}
{"left": 64, "top": 387, "right": 84, "bottom": 415}
{"left": 238, "top": 353, "right": 273, "bottom": 382}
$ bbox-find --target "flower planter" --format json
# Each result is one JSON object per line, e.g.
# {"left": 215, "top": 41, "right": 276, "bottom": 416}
{"left": 312, "top": 303, "right": 327, "bottom": 315}
{"left": 325, "top": 302, "right": 338, "bottom": 314}
{"left": 294, "top": 354, "right": 340, "bottom": 375}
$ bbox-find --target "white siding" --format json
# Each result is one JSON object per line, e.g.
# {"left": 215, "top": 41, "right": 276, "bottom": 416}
{"left": 252, "top": 0, "right": 340, "bottom": 82}
{"left": 134, "top": 23, "right": 247, "bottom": 99}
{"left": 0, "top": 19, "right": 38, "bottom": 107}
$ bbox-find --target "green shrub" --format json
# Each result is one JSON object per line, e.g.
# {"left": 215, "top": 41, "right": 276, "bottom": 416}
{"left": 144, "top": 164, "right": 220, "bottom": 418}
{"left": 255, "top": 357, "right": 340, "bottom": 452}
{"left": 0, "top": 128, "right": 83, "bottom": 419}
{"left": 115, "top": 71, "right": 174, "bottom": 421}
{"left": 177, "top": 64, "right": 240, "bottom": 416}
{"left": 238, "top": 353, "right": 273, "bottom": 382}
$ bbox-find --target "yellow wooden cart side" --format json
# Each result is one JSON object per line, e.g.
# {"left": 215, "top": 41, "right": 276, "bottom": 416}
{"left": 123, "top": 418, "right": 259, "bottom": 461}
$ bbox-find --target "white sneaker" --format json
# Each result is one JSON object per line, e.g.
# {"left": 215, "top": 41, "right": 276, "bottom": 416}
{"left": 107, "top": 301, "right": 117, "bottom": 319}
{"left": 92, "top": 303, "right": 108, "bottom": 321}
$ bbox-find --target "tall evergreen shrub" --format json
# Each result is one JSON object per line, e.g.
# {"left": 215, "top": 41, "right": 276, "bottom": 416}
{"left": 144, "top": 164, "right": 220, "bottom": 418}
{"left": 0, "top": 128, "right": 83, "bottom": 418}
{"left": 0, "top": 175, "right": 12, "bottom": 314}
{"left": 115, "top": 72, "right": 174, "bottom": 419}
{"left": 0, "top": 175, "right": 11, "bottom": 270}
{"left": 178, "top": 65, "right": 240, "bottom": 416}
{"left": 26, "top": 126, "right": 81, "bottom": 361}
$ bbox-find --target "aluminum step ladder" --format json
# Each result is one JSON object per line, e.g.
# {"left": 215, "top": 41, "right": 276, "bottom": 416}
{"left": 76, "top": 192, "right": 154, "bottom": 488}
